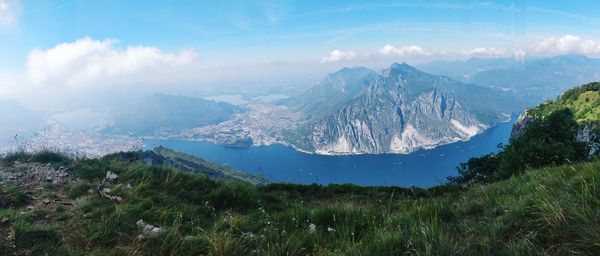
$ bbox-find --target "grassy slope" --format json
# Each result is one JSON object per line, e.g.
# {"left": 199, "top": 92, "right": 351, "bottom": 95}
{"left": 529, "top": 82, "right": 600, "bottom": 123}
{"left": 1, "top": 155, "right": 599, "bottom": 255}
{"left": 151, "top": 146, "right": 267, "bottom": 185}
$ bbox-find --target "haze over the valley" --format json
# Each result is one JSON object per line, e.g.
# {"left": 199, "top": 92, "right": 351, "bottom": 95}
{"left": 1, "top": 0, "right": 600, "bottom": 156}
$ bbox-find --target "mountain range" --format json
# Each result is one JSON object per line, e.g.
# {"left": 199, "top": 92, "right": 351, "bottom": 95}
{"left": 417, "top": 55, "right": 600, "bottom": 102}
{"left": 105, "top": 93, "right": 245, "bottom": 136}
{"left": 280, "top": 63, "right": 523, "bottom": 154}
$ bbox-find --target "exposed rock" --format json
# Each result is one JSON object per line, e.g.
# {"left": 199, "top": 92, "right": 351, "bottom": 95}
{"left": 241, "top": 232, "right": 255, "bottom": 239}
{"left": 0, "top": 163, "right": 71, "bottom": 188}
{"left": 105, "top": 171, "right": 118, "bottom": 182}
{"left": 98, "top": 188, "right": 122, "bottom": 203}
{"left": 308, "top": 223, "right": 316, "bottom": 233}
{"left": 511, "top": 111, "right": 534, "bottom": 139}
{"left": 286, "top": 63, "right": 508, "bottom": 154}
{"left": 136, "top": 219, "right": 163, "bottom": 235}
{"left": 577, "top": 122, "right": 600, "bottom": 156}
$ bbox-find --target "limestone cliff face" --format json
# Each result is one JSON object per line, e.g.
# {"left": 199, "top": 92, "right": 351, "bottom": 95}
{"left": 510, "top": 111, "right": 535, "bottom": 139}
{"left": 309, "top": 88, "right": 485, "bottom": 154}
{"left": 577, "top": 123, "right": 600, "bottom": 155}
{"left": 284, "top": 63, "right": 518, "bottom": 154}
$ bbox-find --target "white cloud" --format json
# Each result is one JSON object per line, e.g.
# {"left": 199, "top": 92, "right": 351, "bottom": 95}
{"left": 379, "top": 44, "right": 430, "bottom": 57}
{"left": 462, "top": 47, "right": 508, "bottom": 57}
{"left": 26, "top": 37, "right": 198, "bottom": 87}
{"left": 529, "top": 35, "right": 600, "bottom": 56}
{"left": 0, "top": 0, "right": 22, "bottom": 27}
{"left": 320, "top": 50, "right": 356, "bottom": 63}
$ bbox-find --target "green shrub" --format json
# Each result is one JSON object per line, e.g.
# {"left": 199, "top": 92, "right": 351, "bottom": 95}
{"left": 0, "top": 185, "right": 29, "bottom": 207}
{"left": 209, "top": 180, "right": 260, "bottom": 212}
{"left": 451, "top": 108, "right": 588, "bottom": 185}
{"left": 71, "top": 159, "right": 110, "bottom": 180}
{"left": 13, "top": 222, "right": 63, "bottom": 254}
{"left": 2, "top": 151, "right": 71, "bottom": 165}
{"left": 30, "top": 150, "right": 71, "bottom": 164}
{"left": 66, "top": 181, "right": 91, "bottom": 199}
{"left": 179, "top": 235, "right": 212, "bottom": 256}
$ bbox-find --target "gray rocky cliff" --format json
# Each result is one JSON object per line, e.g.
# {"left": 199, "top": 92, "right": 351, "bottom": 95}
{"left": 288, "top": 63, "right": 504, "bottom": 154}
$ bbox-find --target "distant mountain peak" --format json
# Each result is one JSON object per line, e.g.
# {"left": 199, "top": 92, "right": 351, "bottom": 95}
{"left": 389, "top": 62, "right": 418, "bottom": 72}
{"left": 329, "top": 66, "right": 374, "bottom": 78}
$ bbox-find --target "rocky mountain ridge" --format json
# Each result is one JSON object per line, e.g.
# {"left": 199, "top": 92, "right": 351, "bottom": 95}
{"left": 283, "top": 63, "right": 521, "bottom": 154}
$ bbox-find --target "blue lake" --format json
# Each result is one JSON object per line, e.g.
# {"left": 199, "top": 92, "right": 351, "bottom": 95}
{"left": 144, "top": 119, "right": 514, "bottom": 187}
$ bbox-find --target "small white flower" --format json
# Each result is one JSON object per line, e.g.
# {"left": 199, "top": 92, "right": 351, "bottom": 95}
{"left": 308, "top": 223, "right": 316, "bottom": 233}
{"left": 327, "top": 227, "right": 335, "bottom": 232}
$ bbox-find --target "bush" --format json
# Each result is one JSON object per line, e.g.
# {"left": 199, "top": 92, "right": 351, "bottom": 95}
{"left": 1, "top": 151, "right": 31, "bottom": 164}
{"left": 179, "top": 235, "right": 212, "bottom": 256}
{"left": 209, "top": 181, "right": 260, "bottom": 212}
{"left": 450, "top": 108, "right": 588, "bottom": 185}
{"left": 0, "top": 186, "right": 29, "bottom": 208}
{"left": 71, "top": 159, "right": 110, "bottom": 180}
{"left": 13, "top": 223, "right": 63, "bottom": 254}
{"left": 2, "top": 151, "right": 70, "bottom": 165}
{"left": 30, "top": 151, "right": 70, "bottom": 164}
{"left": 497, "top": 108, "right": 587, "bottom": 178}
{"left": 66, "top": 181, "right": 91, "bottom": 199}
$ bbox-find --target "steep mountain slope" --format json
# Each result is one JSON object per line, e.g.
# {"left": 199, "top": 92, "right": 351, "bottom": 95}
{"left": 107, "top": 146, "right": 267, "bottom": 184}
{"left": 283, "top": 63, "right": 522, "bottom": 154}
{"left": 281, "top": 67, "right": 376, "bottom": 119}
{"left": 106, "top": 93, "right": 245, "bottom": 136}
{"left": 512, "top": 82, "right": 600, "bottom": 154}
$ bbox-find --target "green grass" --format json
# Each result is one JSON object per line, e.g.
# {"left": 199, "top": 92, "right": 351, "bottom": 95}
{"left": 2, "top": 150, "right": 71, "bottom": 165}
{"left": 529, "top": 82, "right": 600, "bottom": 123}
{"left": 2, "top": 153, "right": 600, "bottom": 255}
{"left": 0, "top": 185, "right": 29, "bottom": 208}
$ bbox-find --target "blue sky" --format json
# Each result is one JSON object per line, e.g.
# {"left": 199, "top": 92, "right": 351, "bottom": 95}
{"left": 2, "top": 1, "right": 600, "bottom": 65}
{"left": 1, "top": 0, "right": 600, "bottom": 102}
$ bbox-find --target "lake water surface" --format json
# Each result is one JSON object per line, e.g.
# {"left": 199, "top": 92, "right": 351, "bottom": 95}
{"left": 144, "top": 119, "right": 514, "bottom": 187}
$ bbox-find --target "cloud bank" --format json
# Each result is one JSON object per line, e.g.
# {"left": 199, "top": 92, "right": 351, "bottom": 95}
{"left": 379, "top": 44, "right": 430, "bottom": 57}
{"left": 320, "top": 50, "right": 356, "bottom": 63}
{"left": 321, "top": 35, "right": 600, "bottom": 64}
{"left": 26, "top": 37, "right": 198, "bottom": 88}
{"left": 529, "top": 35, "right": 600, "bottom": 56}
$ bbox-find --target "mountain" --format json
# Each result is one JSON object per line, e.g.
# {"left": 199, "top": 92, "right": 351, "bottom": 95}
{"left": 417, "top": 57, "right": 517, "bottom": 81}
{"left": 282, "top": 63, "right": 523, "bottom": 154}
{"left": 107, "top": 146, "right": 267, "bottom": 184}
{"left": 106, "top": 93, "right": 245, "bottom": 136}
{"left": 281, "top": 67, "right": 377, "bottom": 118}
{"left": 418, "top": 55, "right": 600, "bottom": 102}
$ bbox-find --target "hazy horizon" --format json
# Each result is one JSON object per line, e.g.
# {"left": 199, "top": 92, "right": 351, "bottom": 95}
{"left": 0, "top": 0, "right": 599, "bottom": 110}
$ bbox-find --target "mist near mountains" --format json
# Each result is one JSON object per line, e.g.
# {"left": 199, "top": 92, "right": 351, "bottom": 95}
{"left": 2, "top": 55, "right": 600, "bottom": 154}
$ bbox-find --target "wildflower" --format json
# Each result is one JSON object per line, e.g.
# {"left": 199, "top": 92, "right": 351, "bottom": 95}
{"left": 308, "top": 223, "right": 316, "bottom": 233}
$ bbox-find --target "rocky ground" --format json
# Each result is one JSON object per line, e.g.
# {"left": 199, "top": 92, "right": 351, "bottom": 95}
{"left": 0, "top": 162, "right": 73, "bottom": 256}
